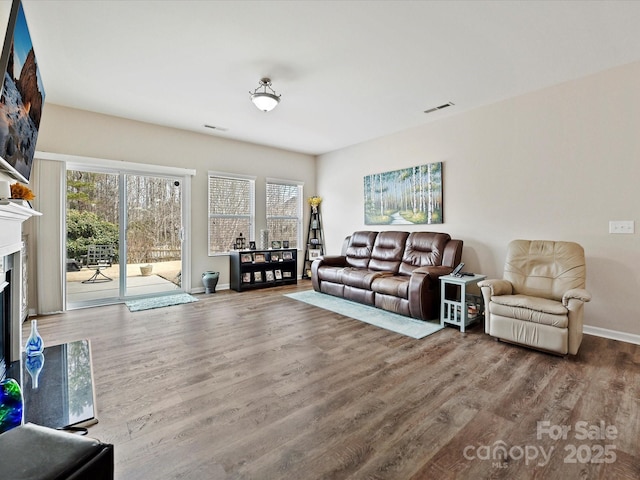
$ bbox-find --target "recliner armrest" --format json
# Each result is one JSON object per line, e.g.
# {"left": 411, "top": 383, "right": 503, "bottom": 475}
{"left": 314, "top": 255, "right": 347, "bottom": 267}
{"left": 411, "top": 265, "right": 453, "bottom": 286}
{"left": 478, "top": 279, "right": 513, "bottom": 334}
{"left": 477, "top": 278, "right": 513, "bottom": 296}
{"left": 562, "top": 288, "right": 592, "bottom": 307}
{"left": 311, "top": 255, "right": 347, "bottom": 291}
{"left": 412, "top": 265, "right": 454, "bottom": 278}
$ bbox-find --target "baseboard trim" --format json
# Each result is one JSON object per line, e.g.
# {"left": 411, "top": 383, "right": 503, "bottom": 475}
{"left": 191, "top": 283, "right": 229, "bottom": 294}
{"left": 584, "top": 325, "right": 640, "bottom": 345}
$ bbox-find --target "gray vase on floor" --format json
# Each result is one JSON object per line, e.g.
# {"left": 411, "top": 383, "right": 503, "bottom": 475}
{"left": 202, "top": 271, "right": 220, "bottom": 294}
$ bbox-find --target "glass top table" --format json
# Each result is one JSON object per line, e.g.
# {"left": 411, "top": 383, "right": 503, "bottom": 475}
{"left": 12, "top": 339, "right": 97, "bottom": 429}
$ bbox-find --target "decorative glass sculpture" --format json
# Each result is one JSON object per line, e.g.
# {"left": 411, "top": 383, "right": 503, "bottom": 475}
{"left": 25, "top": 319, "right": 44, "bottom": 356}
{"left": 0, "top": 378, "right": 23, "bottom": 433}
{"left": 25, "top": 352, "right": 45, "bottom": 389}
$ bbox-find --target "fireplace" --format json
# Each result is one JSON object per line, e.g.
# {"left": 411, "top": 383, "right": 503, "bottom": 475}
{"left": 0, "top": 254, "right": 18, "bottom": 381}
{"left": 0, "top": 201, "right": 41, "bottom": 379}
{"left": 0, "top": 272, "right": 7, "bottom": 380}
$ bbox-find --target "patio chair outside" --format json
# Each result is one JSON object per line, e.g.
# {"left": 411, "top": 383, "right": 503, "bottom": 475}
{"left": 83, "top": 245, "right": 115, "bottom": 283}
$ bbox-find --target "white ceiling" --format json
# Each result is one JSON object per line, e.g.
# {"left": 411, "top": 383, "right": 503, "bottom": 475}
{"left": 22, "top": 0, "right": 640, "bottom": 156}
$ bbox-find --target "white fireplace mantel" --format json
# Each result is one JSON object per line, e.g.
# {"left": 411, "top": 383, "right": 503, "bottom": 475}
{"left": 0, "top": 200, "right": 41, "bottom": 257}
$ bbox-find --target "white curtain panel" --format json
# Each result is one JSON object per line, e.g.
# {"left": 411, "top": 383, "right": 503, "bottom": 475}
{"left": 30, "top": 158, "right": 65, "bottom": 314}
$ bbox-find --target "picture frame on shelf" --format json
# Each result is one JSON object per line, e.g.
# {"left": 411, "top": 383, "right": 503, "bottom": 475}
{"left": 254, "top": 253, "right": 266, "bottom": 263}
{"left": 275, "top": 269, "right": 282, "bottom": 280}
{"left": 271, "top": 241, "right": 282, "bottom": 249}
{"left": 271, "top": 252, "right": 280, "bottom": 262}
{"left": 249, "top": 241, "right": 256, "bottom": 250}
{"left": 309, "top": 249, "right": 322, "bottom": 259}
{"left": 254, "top": 271, "right": 263, "bottom": 282}
{"left": 265, "top": 270, "right": 275, "bottom": 282}
{"left": 282, "top": 241, "right": 289, "bottom": 248}
{"left": 240, "top": 253, "right": 253, "bottom": 263}
{"left": 283, "top": 271, "right": 292, "bottom": 279}
{"left": 242, "top": 272, "right": 251, "bottom": 283}
{"left": 235, "top": 235, "right": 246, "bottom": 249}
{"left": 282, "top": 251, "right": 293, "bottom": 261}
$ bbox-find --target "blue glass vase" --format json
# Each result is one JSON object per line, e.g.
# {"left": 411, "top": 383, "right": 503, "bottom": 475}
{"left": 25, "top": 352, "right": 45, "bottom": 389}
{"left": 25, "top": 319, "right": 44, "bottom": 356}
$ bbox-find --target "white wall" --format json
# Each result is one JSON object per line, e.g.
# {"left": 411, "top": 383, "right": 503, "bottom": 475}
{"left": 317, "top": 61, "right": 640, "bottom": 338}
{"left": 35, "top": 104, "right": 316, "bottom": 291}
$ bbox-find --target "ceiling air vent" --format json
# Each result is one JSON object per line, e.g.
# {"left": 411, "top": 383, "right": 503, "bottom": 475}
{"left": 424, "top": 102, "right": 454, "bottom": 114}
{"left": 204, "top": 124, "right": 228, "bottom": 132}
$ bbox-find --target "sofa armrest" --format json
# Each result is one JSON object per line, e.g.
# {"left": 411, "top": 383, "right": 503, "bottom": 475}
{"left": 562, "top": 288, "right": 592, "bottom": 308}
{"left": 311, "top": 255, "right": 347, "bottom": 291}
{"left": 442, "top": 239, "right": 464, "bottom": 268}
{"left": 564, "top": 289, "right": 590, "bottom": 355}
{"left": 478, "top": 279, "right": 513, "bottom": 334}
{"left": 412, "top": 265, "right": 454, "bottom": 278}
{"left": 407, "top": 266, "right": 454, "bottom": 320}
{"left": 477, "top": 279, "right": 513, "bottom": 296}
{"left": 315, "top": 255, "right": 347, "bottom": 267}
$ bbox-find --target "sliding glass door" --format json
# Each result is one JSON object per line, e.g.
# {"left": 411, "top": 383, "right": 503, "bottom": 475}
{"left": 66, "top": 168, "right": 186, "bottom": 308}
{"left": 123, "top": 174, "right": 183, "bottom": 298}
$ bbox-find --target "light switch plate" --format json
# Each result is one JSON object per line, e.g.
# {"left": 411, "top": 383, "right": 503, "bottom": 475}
{"left": 609, "top": 220, "right": 635, "bottom": 234}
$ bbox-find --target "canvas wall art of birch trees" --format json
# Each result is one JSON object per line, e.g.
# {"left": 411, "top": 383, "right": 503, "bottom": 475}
{"left": 364, "top": 162, "right": 443, "bottom": 225}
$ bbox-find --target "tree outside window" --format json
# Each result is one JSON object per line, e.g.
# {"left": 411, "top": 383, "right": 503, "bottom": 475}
{"left": 266, "top": 180, "right": 303, "bottom": 249}
{"left": 208, "top": 173, "right": 255, "bottom": 255}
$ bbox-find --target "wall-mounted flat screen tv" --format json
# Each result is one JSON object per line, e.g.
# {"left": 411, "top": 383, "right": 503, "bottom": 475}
{"left": 0, "top": 0, "right": 44, "bottom": 184}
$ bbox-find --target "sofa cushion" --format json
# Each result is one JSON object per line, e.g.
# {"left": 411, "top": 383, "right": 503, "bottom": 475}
{"left": 490, "top": 294, "right": 568, "bottom": 328}
{"left": 341, "top": 268, "right": 390, "bottom": 289}
{"left": 345, "top": 231, "right": 378, "bottom": 268}
{"left": 368, "top": 231, "right": 409, "bottom": 273}
{"left": 371, "top": 275, "right": 410, "bottom": 299}
{"left": 399, "top": 232, "right": 451, "bottom": 275}
{"left": 316, "top": 265, "right": 344, "bottom": 284}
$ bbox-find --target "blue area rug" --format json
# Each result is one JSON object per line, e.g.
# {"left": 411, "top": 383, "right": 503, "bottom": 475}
{"left": 125, "top": 293, "right": 198, "bottom": 312}
{"left": 285, "top": 290, "right": 443, "bottom": 339}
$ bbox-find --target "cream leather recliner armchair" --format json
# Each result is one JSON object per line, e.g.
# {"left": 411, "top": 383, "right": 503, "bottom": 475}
{"left": 478, "top": 240, "right": 591, "bottom": 355}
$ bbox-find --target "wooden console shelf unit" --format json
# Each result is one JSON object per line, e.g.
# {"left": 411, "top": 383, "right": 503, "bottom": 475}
{"left": 230, "top": 248, "right": 297, "bottom": 292}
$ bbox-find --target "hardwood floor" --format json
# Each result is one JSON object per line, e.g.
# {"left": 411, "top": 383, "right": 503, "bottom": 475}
{"left": 28, "top": 282, "right": 639, "bottom": 479}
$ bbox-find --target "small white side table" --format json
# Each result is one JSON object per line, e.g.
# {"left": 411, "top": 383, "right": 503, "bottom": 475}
{"left": 440, "top": 274, "right": 487, "bottom": 332}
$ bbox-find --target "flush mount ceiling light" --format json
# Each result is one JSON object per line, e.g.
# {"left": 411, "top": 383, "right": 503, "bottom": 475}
{"left": 250, "top": 78, "right": 281, "bottom": 112}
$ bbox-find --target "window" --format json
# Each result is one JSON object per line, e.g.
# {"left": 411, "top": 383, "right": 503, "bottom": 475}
{"left": 208, "top": 173, "right": 255, "bottom": 255}
{"left": 266, "top": 179, "right": 303, "bottom": 249}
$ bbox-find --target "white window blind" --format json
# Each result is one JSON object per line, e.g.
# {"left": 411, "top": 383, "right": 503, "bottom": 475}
{"left": 266, "top": 179, "right": 303, "bottom": 249}
{"left": 208, "top": 173, "right": 255, "bottom": 255}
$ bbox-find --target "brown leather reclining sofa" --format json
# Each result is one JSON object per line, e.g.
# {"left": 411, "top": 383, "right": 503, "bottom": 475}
{"left": 311, "top": 231, "right": 463, "bottom": 320}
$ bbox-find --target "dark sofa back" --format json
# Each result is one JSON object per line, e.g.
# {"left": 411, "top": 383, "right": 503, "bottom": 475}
{"left": 344, "top": 231, "right": 378, "bottom": 268}
{"left": 399, "top": 232, "right": 451, "bottom": 275}
{"left": 342, "top": 231, "right": 461, "bottom": 275}
{"left": 369, "top": 231, "right": 409, "bottom": 273}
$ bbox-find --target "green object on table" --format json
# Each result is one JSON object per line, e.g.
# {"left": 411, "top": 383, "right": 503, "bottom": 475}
{"left": 0, "top": 378, "right": 23, "bottom": 433}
